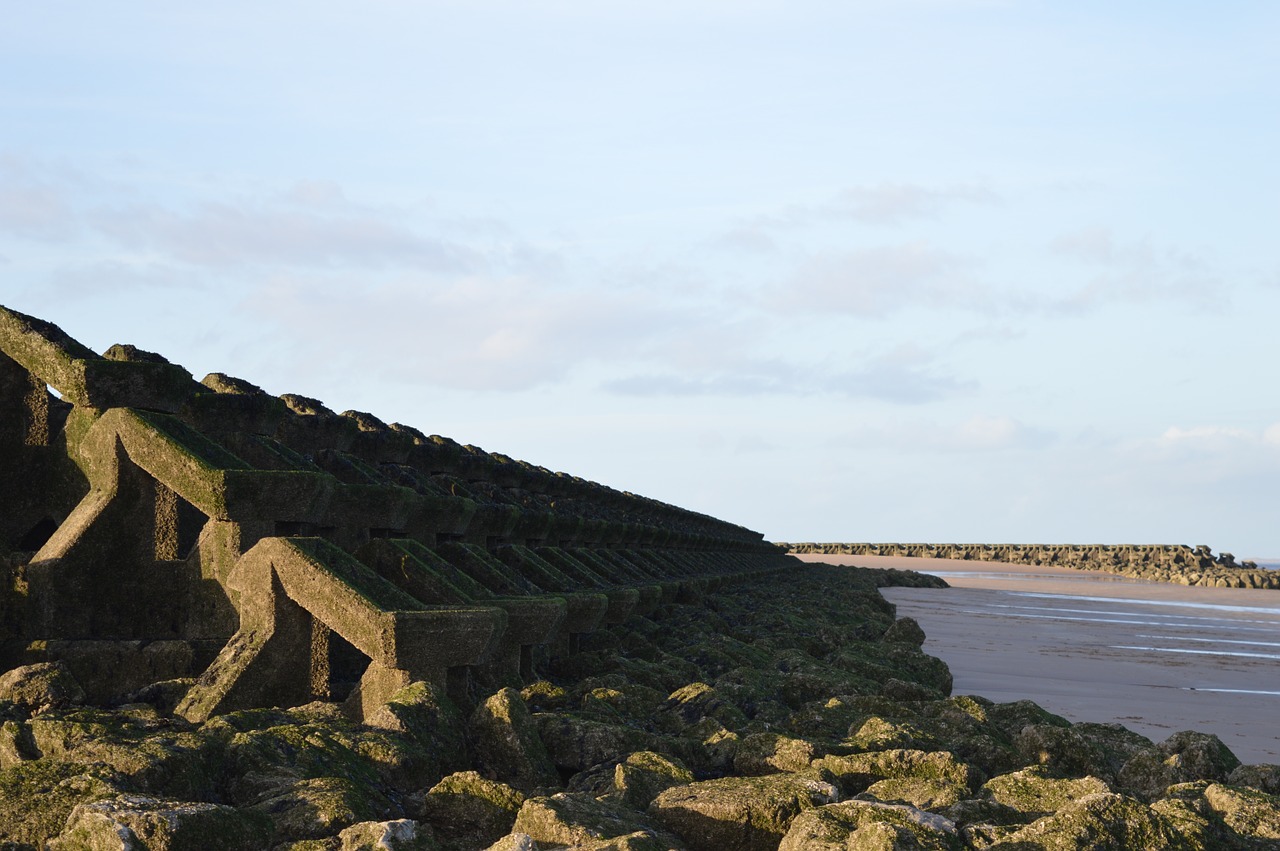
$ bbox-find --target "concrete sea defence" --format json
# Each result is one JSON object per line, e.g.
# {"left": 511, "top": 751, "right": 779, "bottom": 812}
{"left": 2, "top": 305, "right": 1278, "bottom": 849}
{"left": 783, "top": 542, "right": 1280, "bottom": 590}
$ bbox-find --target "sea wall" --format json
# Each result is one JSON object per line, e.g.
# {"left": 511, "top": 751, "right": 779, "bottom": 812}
{"left": 0, "top": 304, "right": 792, "bottom": 720}
{"left": 782, "top": 542, "right": 1280, "bottom": 590}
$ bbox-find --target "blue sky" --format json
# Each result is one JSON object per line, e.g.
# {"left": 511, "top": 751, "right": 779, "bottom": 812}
{"left": 3, "top": 2, "right": 1278, "bottom": 557}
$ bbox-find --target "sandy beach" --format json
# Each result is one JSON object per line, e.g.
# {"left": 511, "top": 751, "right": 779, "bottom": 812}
{"left": 793, "top": 553, "right": 1280, "bottom": 765}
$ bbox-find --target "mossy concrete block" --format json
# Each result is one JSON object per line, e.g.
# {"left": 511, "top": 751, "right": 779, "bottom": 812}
{"left": 0, "top": 661, "right": 85, "bottom": 714}
{"left": 986, "top": 791, "right": 1197, "bottom": 850}
{"left": 647, "top": 770, "right": 839, "bottom": 851}
{"left": 419, "top": 770, "right": 524, "bottom": 848}
{"left": 48, "top": 794, "right": 273, "bottom": 851}
{"left": 778, "top": 800, "right": 961, "bottom": 851}
{"left": 468, "top": 688, "right": 559, "bottom": 793}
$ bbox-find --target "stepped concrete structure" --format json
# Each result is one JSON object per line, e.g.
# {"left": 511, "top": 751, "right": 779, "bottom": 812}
{"left": 0, "top": 305, "right": 789, "bottom": 721}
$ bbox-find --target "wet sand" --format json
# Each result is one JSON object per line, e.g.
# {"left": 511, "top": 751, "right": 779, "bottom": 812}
{"left": 793, "top": 553, "right": 1280, "bottom": 765}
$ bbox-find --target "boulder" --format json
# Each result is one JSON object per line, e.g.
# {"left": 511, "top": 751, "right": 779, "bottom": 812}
{"left": 814, "top": 749, "right": 977, "bottom": 798}
{"left": 511, "top": 792, "right": 675, "bottom": 847}
{"left": 1120, "top": 731, "right": 1242, "bottom": 801}
{"left": 0, "top": 762, "right": 124, "bottom": 849}
{"left": 614, "top": 751, "right": 695, "bottom": 810}
{"left": 732, "top": 732, "right": 816, "bottom": 776}
{"left": 366, "top": 681, "right": 467, "bottom": 781}
{"left": 648, "top": 770, "right": 839, "bottom": 851}
{"left": 0, "top": 662, "right": 85, "bottom": 714}
{"left": 418, "top": 770, "right": 524, "bottom": 849}
{"left": 250, "top": 776, "right": 393, "bottom": 842}
{"left": 881, "top": 617, "right": 927, "bottom": 647}
{"left": 48, "top": 794, "right": 272, "bottom": 851}
{"left": 1202, "top": 783, "right": 1280, "bottom": 841}
{"left": 986, "top": 792, "right": 1192, "bottom": 850}
{"left": 980, "top": 765, "right": 1110, "bottom": 820}
{"left": 778, "top": 800, "right": 959, "bottom": 851}
{"left": 338, "top": 819, "right": 438, "bottom": 850}
{"left": 535, "top": 713, "right": 654, "bottom": 773}
{"left": 468, "top": 688, "right": 559, "bottom": 793}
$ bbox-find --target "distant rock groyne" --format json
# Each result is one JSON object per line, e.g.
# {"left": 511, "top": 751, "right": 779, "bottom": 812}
{"left": 782, "top": 542, "right": 1280, "bottom": 590}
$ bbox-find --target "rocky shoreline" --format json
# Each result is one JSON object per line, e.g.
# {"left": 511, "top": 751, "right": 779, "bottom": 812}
{"left": 3, "top": 562, "right": 1278, "bottom": 850}
{"left": 783, "top": 543, "right": 1280, "bottom": 590}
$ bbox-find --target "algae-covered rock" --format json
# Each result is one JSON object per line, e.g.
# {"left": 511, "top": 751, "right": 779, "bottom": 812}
{"left": 1120, "top": 730, "right": 1242, "bottom": 801}
{"left": 250, "top": 776, "right": 394, "bottom": 842}
{"left": 881, "top": 617, "right": 927, "bottom": 647}
{"left": 0, "top": 719, "right": 36, "bottom": 768}
{"left": 1227, "top": 763, "right": 1280, "bottom": 795}
{"left": 987, "top": 791, "right": 1196, "bottom": 850}
{"left": 469, "top": 688, "right": 559, "bottom": 793}
{"left": 512, "top": 791, "right": 674, "bottom": 847}
{"left": 614, "top": 751, "right": 695, "bottom": 810}
{"left": 647, "top": 770, "right": 839, "bottom": 851}
{"left": 482, "top": 834, "right": 536, "bottom": 851}
{"left": 419, "top": 770, "right": 524, "bottom": 849}
{"left": 732, "top": 732, "right": 816, "bottom": 777}
{"left": 535, "top": 712, "right": 654, "bottom": 773}
{"left": 366, "top": 681, "right": 467, "bottom": 781}
{"left": 0, "top": 662, "right": 86, "bottom": 714}
{"left": 655, "top": 683, "right": 745, "bottom": 733}
{"left": 815, "top": 749, "right": 977, "bottom": 798}
{"left": 980, "top": 765, "right": 1110, "bottom": 821}
{"left": 338, "top": 818, "right": 438, "bottom": 850}
{"left": 1202, "top": 782, "right": 1280, "bottom": 841}
{"left": 863, "top": 776, "right": 967, "bottom": 810}
{"left": 0, "top": 761, "right": 124, "bottom": 848}
{"left": 47, "top": 794, "right": 273, "bottom": 851}
{"left": 1015, "top": 722, "right": 1152, "bottom": 783}
{"left": 778, "top": 799, "right": 960, "bottom": 851}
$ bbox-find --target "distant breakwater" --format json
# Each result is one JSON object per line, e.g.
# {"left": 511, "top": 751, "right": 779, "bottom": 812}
{"left": 782, "top": 542, "right": 1280, "bottom": 591}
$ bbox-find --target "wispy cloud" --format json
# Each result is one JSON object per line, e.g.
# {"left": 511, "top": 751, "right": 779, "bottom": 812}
{"left": 0, "top": 154, "right": 80, "bottom": 241}
{"left": 1048, "top": 227, "right": 1226, "bottom": 311}
{"left": 775, "top": 242, "right": 985, "bottom": 316}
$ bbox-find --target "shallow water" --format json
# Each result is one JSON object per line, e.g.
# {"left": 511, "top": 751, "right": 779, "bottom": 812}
{"left": 795, "top": 553, "right": 1280, "bottom": 764}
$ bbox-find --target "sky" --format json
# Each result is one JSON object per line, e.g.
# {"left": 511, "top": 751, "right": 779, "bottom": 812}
{"left": 2, "top": 2, "right": 1278, "bottom": 558}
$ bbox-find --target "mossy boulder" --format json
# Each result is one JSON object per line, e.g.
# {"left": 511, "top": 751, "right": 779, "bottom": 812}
{"left": 980, "top": 765, "right": 1110, "bottom": 820}
{"left": 613, "top": 751, "right": 695, "bottom": 810}
{"left": 535, "top": 713, "right": 654, "bottom": 773}
{"left": 0, "top": 662, "right": 85, "bottom": 714}
{"left": 1119, "top": 731, "right": 1242, "bottom": 801}
{"left": 778, "top": 800, "right": 961, "bottom": 851}
{"left": 250, "top": 776, "right": 395, "bottom": 843}
{"left": 468, "top": 688, "right": 559, "bottom": 793}
{"left": 815, "top": 749, "right": 977, "bottom": 798}
{"left": 863, "top": 776, "right": 968, "bottom": 810}
{"left": 47, "top": 794, "right": 272, "bottom": 851}
{"left": 337, "top": 819, "right": 439, "bottom": 850}
{"left": 881, "top": 616, "right": 927, "bottom": 647}
{"left": 0, "top": 761, "right": 124, "bottom": 848}
{"left": 1202, "top": 783, "right": 1280, "bottom": 842}
{"left": 647, "top": 769, "right": 839, "bottom": 851}
{"left": 512, "top": 791, "right": 674, "bottom": 847}
{"left": 365, "top": 681, "right": 467, "bottom": 782}
{"left": 987, "top": 791, "right": 1198, "bottom": 850}
{"left": 418, "top": 770, "right": 524, "bottom": 849}
{"left": 732, "top": 732, "right": 817, "bottom": 776}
